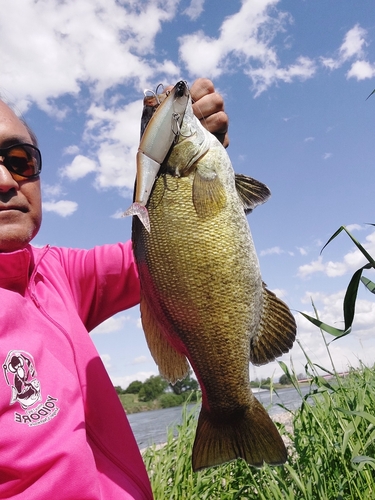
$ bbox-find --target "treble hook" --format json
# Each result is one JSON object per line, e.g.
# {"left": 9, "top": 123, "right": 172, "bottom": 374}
{"left": 143, "top": 88, "right": 161, "bottom": 106}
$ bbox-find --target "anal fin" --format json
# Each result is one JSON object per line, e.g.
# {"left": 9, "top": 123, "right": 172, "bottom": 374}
{"left": 250, "top": 286, "right": 296, "bottom": 366}
{"left": 140, "top": 297, "right": 190, "bottom": 383}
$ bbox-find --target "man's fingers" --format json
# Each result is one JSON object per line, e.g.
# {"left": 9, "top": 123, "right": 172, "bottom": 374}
{"left": 197, "top": 111, "right": 228, "bottom": 134}
{"left": 190, "top": 79, "right": 229, "bottom": 146}
{"left": 193, "top": 99, "right": 229, "bottom": 147}
{"left": 192, "top": 92, "right": 225, "bottom": 120}
{"left": 190, "top": 78, "right": 215, "bottom": 102}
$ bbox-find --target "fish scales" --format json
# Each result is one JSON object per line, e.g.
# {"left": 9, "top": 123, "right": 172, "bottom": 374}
{"left": 134, "top": 174, "right": 256, "bottom": 403}
{"left": 129, "top": 81, "right": 296, "bottom": 471}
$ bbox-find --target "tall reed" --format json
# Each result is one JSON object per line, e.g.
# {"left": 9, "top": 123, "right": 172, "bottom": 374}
{"left": 143, "top": 347, "right": 375, "bottom": 499}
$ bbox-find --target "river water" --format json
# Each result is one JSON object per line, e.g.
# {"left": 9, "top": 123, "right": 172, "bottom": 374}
{"left": 127, "top": 385, "right": 312, "bottom": 449}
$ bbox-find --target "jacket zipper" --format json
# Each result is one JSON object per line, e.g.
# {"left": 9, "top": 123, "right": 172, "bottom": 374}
{"left": 28, "top": 253, "right": 153, "bottom": 499}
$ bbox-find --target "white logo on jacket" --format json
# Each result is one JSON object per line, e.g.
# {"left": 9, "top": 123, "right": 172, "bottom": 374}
{"left": 3, "top": 350, "right": 59, "bottom": 426}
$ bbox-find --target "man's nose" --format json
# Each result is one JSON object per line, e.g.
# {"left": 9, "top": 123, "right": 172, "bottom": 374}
{"left": 0, "top": 163, "right": 19, "bottom": 192}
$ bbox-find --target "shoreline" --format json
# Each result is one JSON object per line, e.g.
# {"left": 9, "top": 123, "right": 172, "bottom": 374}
{"left": 123, "top": 384, "right": 301, "bottom": 415}
{"left": 140, "top": 410, "right": 295, "bottom": 454}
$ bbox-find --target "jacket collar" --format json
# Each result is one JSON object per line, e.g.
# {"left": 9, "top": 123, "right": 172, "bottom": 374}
{"left": 0, "top": 245, "right": 35, "bottom": 295}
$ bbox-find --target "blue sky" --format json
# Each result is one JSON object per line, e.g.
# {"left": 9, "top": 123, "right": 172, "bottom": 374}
{"left": 2, "top": 0, "right": 375, "bottom": 387}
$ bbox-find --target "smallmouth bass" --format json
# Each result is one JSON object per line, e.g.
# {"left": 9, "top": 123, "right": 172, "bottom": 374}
{"left": 126, "top": 81, "right": 296, "bottom": 471}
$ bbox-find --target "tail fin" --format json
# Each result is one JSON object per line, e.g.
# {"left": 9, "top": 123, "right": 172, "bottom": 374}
{"left": 192, "top": 398, "right": 287, "bottom": 471}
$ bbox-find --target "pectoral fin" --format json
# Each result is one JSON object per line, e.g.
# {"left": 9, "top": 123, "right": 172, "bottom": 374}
{"left": 235, "top": 174, "right": 271, "bottom": 214}
{"left": 140, "top": 297, "right": 190, "bottom": 383}
{"left": 192, "top": 168, "right": 227, "bottom": 218}
{"left": 250, "top": 286, "right": 296, "bottom": 366}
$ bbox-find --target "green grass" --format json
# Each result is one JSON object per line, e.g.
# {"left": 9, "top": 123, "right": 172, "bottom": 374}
{"left": 142, "top": 224, "right": 375, "bottom": 497}
{"left": 118, "top": 393, "right": 160, "bottom": 414}
{"left": 119, "top": 390, "right": 200, "bottom": 414}
{"left": 143, "top": 354, "right": 375, "bottom": 499}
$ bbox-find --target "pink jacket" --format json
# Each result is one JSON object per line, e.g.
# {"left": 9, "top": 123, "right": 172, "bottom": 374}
{"left": 0, "top": 243, "right": 153, "bottom": 499}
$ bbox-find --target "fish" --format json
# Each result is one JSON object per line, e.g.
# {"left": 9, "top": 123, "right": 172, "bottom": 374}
{"left": 124, "top": 81, "right": 296, "bottom": 471}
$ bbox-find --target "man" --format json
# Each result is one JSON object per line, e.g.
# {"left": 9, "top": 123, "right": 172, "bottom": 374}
{"left": 0, "top": 79, "right": 228, "bottom": 499}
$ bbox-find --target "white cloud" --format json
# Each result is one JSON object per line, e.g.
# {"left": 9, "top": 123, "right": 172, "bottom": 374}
{"left": 132, "top": 356, "right": 149, "bottom": 365}
{"left": 183, "top": 0, "right": 205, "bottom": 20}
{"left": 84, "top": 99, "right": 143, "bottom": 191}
{"left": 63, "top": 145, "right": 80, "bottom": 156}
{"left": 346, "top": 224, "right": 364, "bottom": 232}
{"left": 178, "top": 0, "right": 316, "bottom": 95}
{"left": 298, "top": 229, "right": 375, "bottom": 279}
{"left": 321, "top": 24, "right": 369, "bottom": 72}
{"left": 325, "top": 260, "right": 348, "bottom": 277}
{"left": 0, "top": 0, "right": 180, "bottom": 113}
{"left": 298, "top": 256, "right": 325, "bottom": 278}
{"left": 260, "top": 246, "right": 284, "bottom": 256}
{"left": 304, "top": 136, "right": 315, "bottom": 142}
{"left": 297, "top": 247, "right": 308, "bottom": 256}
{"left": 91, "top": 314, "right": 130, "bottom": 335}
{"left": 2, "top": 2, "right": 372, "bottom": 208}
{"left": 42, "top": 183, "right": 64, "bottom": 198}
{"left": 246, "top": 56, "right": 316, "bottom": 97}
{"left": 111, "top": 371, "right": 158, "bottom": 389}
{"left": 321, "top": 58, "right": 340, "bottom": 71}
{"left": 60, "top": 155, "right": 97, "bottom": 180}
{"left": 179, "top": 31, "right": 224, "bottom": 78}
{"left": 43, "top": 200, "right": 78, "bottom": 217}
{"left": 339, "top": 24, "right": 367, "bottom": 60}
{"left": 299, "top": 289, "right": 375, "bottom": 339}
{"left": 347, "top": 60, "right": 375, "bottom": 80}
{"left": 323, "top": 152, "right": 332, "bottom": 160}
{"left": 42, "top": 183, "right": 80, "bottom": 217}
{"left": 111, "top": 209, "right": 126, "bottom": 219}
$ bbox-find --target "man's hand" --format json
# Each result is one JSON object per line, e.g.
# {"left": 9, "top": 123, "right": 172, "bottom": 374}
{"left": 190, "top": 78, "right": 229, "bottom": 148}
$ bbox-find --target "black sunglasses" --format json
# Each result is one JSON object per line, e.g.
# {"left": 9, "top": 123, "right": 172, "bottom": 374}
{"left": 0, "top": 143, "right": 42, "bottom": 181}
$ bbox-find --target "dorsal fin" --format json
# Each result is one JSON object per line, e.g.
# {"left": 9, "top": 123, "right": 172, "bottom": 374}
{"left": 235, "top": 174, "right": 271, "bottom": 214}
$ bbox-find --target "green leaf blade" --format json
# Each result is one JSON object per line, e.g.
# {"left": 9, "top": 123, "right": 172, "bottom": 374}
{"left": 361, "top": 276, "right": 375, "bottom": 294}
{"left": 299, "top": 311, "right": 350, "bottom": 338}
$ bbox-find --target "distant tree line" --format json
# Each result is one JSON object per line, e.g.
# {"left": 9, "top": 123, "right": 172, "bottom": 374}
{"left": 250, "top": 377, "right": 271, "bottom": 388}
{"left": 115, "top": 370, "right": 306, "bottom": 410}
{"left": 115, "top": 370, "right": 199, "bottom": 409}
{"left": 249, "top": 373, "right": 306, "bottom": 387}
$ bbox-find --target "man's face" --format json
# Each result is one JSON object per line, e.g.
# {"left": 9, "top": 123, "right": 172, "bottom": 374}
{"left": 0, "top": 101, "right": 42, "bottom": 252}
